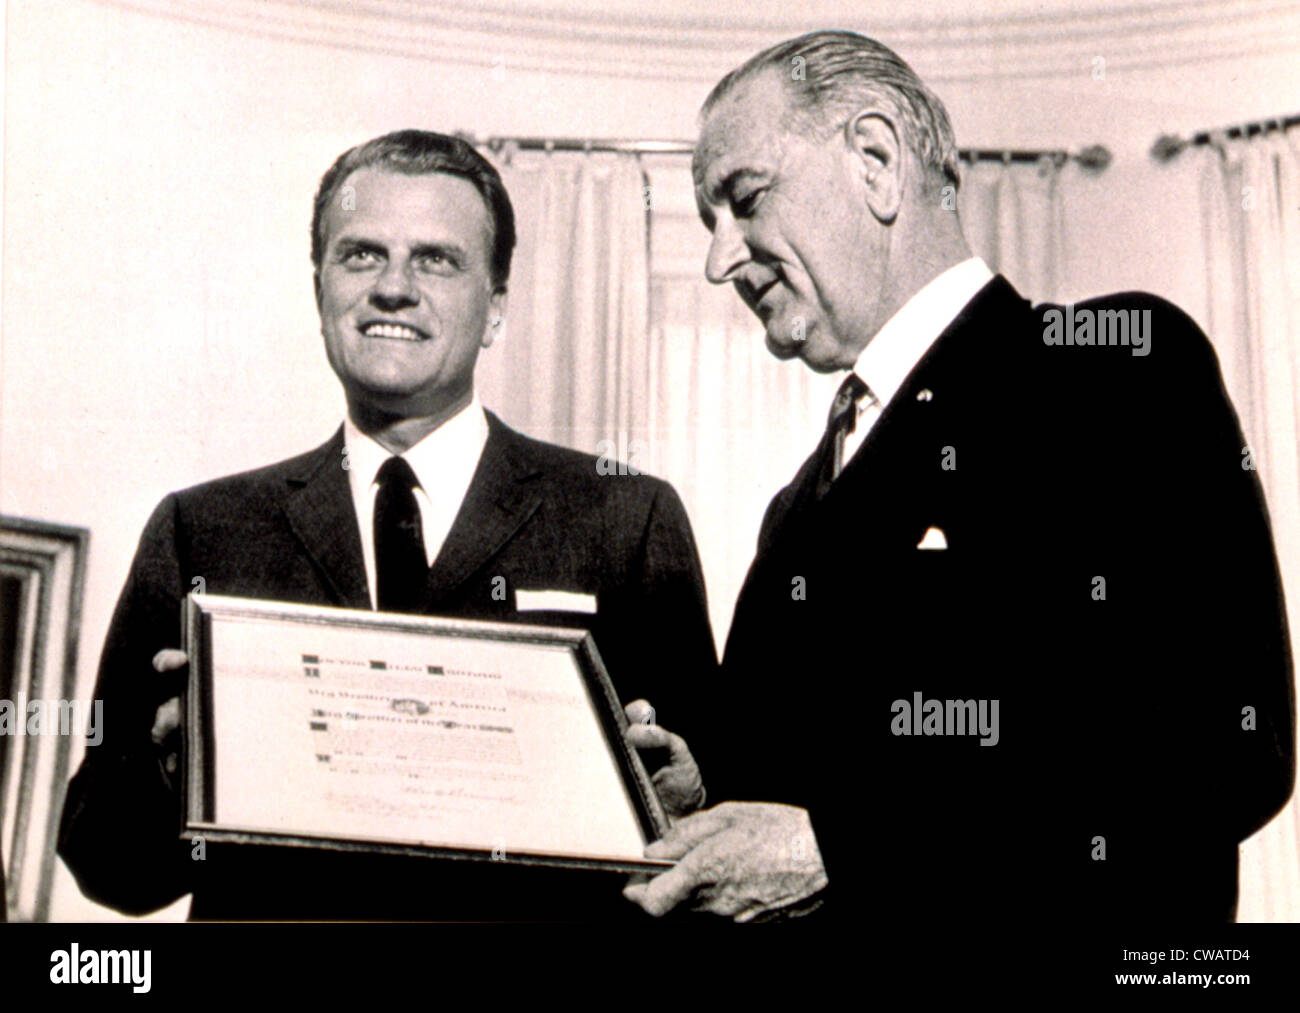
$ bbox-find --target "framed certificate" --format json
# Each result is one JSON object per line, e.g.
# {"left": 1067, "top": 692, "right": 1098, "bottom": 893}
{"left": 182, "top": 593, "right": 673, "bottom": 873}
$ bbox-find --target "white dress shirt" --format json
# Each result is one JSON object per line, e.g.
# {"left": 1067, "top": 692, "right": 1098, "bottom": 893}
{"left": 343, "top": 395, "right": 490, "bottom": 608}
{"left": 840, "top": 257, "right": 995, "bottom": 468}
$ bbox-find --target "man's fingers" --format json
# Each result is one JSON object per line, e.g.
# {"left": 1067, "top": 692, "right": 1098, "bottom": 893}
{"left": 622, "top": 881, "right": 656, "bottom": 914}
{"left": 152, "top": 649, "right": 188, "bottom": 673}
{"left": 624, "top": 699, "right": 655, "bottom": 725}
{"left": 625, "top": 722, "right": 695, "bottom": 770}
{"left": 622, "top": 859, "right": 701, "bottom": 918}
{"left": 625, "top": 722, "right": 671, "bottom": 751}
{"left": 151, "top": 697, "right": 181, "bottom": 745}
{"left": 660, "top": 730, "right": 694, "bottom": 765}
{"left": 644, "top": 806, "right": 732, "bottom": 859}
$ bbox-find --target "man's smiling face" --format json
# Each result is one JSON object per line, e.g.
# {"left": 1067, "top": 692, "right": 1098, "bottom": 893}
{"left": 315, "top": 167, "right": 504, "bottom": 416}
{"left": 694, "top": 71, "right": 884, "bottom": 372}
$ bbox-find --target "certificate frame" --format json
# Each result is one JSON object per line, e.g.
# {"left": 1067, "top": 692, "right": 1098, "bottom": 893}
{"left": 181, "top": 593, "right": 673, "bottom": 874}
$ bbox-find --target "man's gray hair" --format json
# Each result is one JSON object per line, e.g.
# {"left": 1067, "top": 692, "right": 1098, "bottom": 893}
{"left": 703, "top": 30, "right": 961, "bottom": 192}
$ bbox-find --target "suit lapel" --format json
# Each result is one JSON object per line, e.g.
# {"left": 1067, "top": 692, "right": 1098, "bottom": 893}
{"left": 838, "top": 276, "right": 1017, "bottom": 475}
{"left": 765, "top": 276, "right": 1026, "bottom": 549}
{"left": 728, "top": 276, "right": 1029, "bottom": 660}
{"left": 423, "top": 412, "right": 544, "bottom": 605}
{"left": 756, "top": 437, "right": 826, "bottom": 555}
{"left": 281, "top": 427, "right": 371, "bottom": 609}
{"left": 759, "top": 360, "right": 941, "bottom": 553}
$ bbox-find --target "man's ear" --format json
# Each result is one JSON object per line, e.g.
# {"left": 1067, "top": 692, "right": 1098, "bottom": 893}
{"left": 482, "top": 287, "right": 508, "bottom": 349}
{"left": 845, "top": 109, "right": 903, "bottom": 224}
{"left": 313, "top": 270, "right": 322, "bottom": 313}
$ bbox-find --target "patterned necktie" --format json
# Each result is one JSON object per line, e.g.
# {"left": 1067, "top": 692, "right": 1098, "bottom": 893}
{"left": 374, "top": 456, "right": 427, "bottom": 612}
{"left": 815, "top": 372, "right": 873, "bottom": 499}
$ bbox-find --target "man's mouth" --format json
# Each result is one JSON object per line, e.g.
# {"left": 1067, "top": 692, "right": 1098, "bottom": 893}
{"left": 737, "top": 277, "right": 779, "bottom": 316}
{"left": 752, "top": 280, "right": 781, "bottom": 319}
{"left": 359, "top": 321, "right": 430, "bottom": 341}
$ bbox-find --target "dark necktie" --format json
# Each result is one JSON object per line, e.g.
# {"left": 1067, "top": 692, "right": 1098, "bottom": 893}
{"left": 814, "top": 372, "right": 873, "bottom": 499}
{"left": 374, "top": 456, "right": 427, "bottom": 612}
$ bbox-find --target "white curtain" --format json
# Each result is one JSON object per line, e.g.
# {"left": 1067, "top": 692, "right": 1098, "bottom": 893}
{"left": 960, "top": 157, "right": 1067, "bottom": 304}
{"left": 643, "top": 157, "right": 1066, "bottom": 641}
{"left": 647, "top": 271, "right": 841, "bottom": 643}
{"left": 476, "top": 149, "right": 650, "bottom": 456}
{"left": 1199, "top": 127, "right": 1300, "bottom": 922}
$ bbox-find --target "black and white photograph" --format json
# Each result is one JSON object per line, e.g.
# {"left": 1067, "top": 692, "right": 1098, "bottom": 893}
{"left": 1, "top": 0, "right": 1299, "bottom": 996}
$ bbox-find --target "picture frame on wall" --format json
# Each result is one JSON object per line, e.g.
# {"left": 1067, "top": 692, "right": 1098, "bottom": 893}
{"left": 1, "top": 517, "right": 90, "bottom": 923}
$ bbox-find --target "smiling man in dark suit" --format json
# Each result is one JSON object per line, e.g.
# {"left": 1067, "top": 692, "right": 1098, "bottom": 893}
{"left": 624, "top": 31, "right": 1295, "bottom": 926}
{"left": 58, "top": 130, "right": 715, "bottom": 920}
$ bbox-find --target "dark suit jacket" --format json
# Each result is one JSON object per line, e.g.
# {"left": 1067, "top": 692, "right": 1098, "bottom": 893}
{"left": 58, "top": 411, "right": 717, "bottom": 920}
{"left": 709, "top": 277, "right": 1295, "bottom": 925}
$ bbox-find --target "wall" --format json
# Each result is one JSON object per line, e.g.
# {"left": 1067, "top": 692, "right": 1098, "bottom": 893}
{"left": 3, "top": 0, "right": 1297, "bottom": 920}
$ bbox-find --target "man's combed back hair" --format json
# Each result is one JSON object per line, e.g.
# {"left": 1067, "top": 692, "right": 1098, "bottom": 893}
{"left": 311, "top": 129, "right": 517, "bottom": 289}
{"left": 704, "top": 31, "right": 961, "bottom": 192}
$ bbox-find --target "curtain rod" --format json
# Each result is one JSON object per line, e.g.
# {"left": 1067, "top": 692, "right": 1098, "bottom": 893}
{"left": 467, "top": 134, "right": 1112, "bottom": 170}
{"left": 1151, "top": 113, "right": 1299, "bottom": 161}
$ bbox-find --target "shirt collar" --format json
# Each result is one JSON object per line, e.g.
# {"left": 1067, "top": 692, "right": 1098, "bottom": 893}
{"left": 852, "top": 257, "right": 994, "bottom": 410}
{"left": 343, "top": 392, "right": 489, "bottom": 494}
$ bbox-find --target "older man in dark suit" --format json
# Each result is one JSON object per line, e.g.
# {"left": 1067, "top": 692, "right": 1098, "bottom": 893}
{"left": 58, "top": 130, "right": 715, "bottom": 920}
{"left": 624, "top": 31, "right": 1295, "bottom": 926}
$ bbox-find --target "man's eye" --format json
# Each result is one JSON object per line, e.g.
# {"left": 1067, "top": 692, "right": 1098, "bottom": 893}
{"left": 341, "top": 249, "right": 380, "bottom": 268}
{"left": 415, "top": 252, "right": 454, "bottom": 272}
{"left": 733, "top": 189, "right": 765, "bottom": 217}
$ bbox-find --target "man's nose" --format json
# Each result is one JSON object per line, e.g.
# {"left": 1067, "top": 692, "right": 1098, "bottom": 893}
{"left": 369, "top": 259, "right": 419, "bottom": 309}
{"left": 705, "top": 214, "right": 749, "bottom": 285}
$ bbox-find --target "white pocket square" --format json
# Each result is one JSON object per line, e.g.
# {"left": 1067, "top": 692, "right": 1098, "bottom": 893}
{"left": 916, "top": 526, "right": 948, "bottom": 550}
{"left": 516, "top": 589, "right": 598, "bottom": 613}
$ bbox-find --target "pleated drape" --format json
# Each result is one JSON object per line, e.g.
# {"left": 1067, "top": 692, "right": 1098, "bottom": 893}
{"left": 1199, "top": 128, "right": 1300, "bottom": 922}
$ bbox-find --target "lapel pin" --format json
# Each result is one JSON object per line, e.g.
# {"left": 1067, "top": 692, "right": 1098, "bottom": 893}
{"left": 916, "top": 389, "right": 933, "bottom": 401}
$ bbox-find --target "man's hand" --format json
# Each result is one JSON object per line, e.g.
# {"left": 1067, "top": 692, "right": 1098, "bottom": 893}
{"left": 623, "top": 699, "right": 705, "bottom": 820}
{"left": 150, "top": 649, "right": 187, "bottom": 778}
{"left": 623, "top": 802, "right": 828, "bottom": 922}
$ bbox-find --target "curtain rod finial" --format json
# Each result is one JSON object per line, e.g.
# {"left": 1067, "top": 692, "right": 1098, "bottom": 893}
{"left": 1149, "top": 135, "right": 1186, "bottom": 163}
{"left": 1076, "top": 144, "right": 1113, "bottom": 171}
